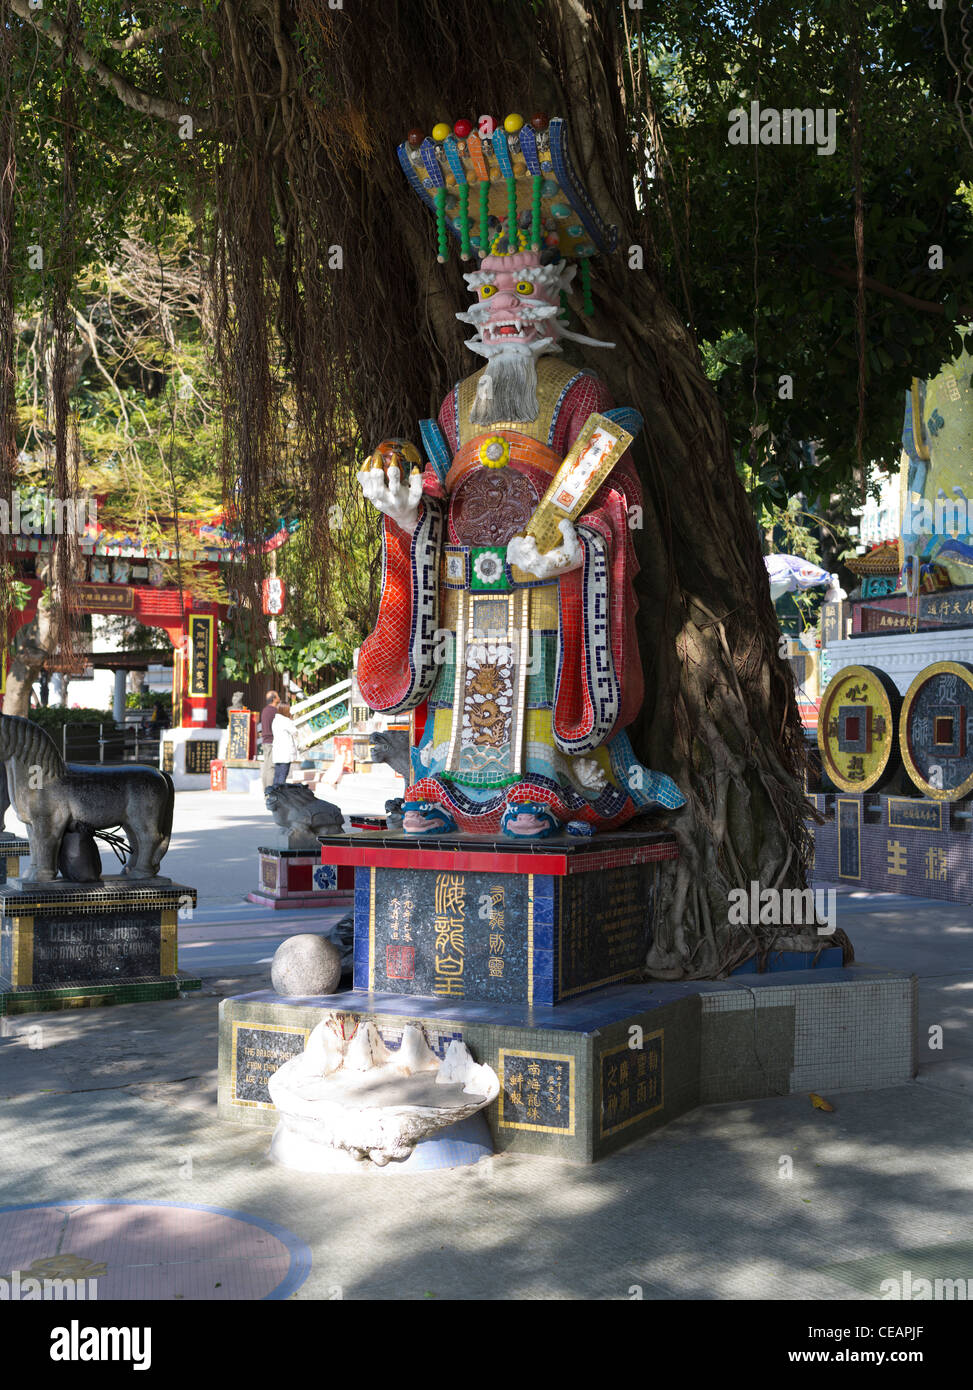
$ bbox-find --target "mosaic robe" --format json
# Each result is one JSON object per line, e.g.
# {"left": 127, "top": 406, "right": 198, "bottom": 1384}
{"left": 357, "top": 357, "right": 684, "bottom": 833}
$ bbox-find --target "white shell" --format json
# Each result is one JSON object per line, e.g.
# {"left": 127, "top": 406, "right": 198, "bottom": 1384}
{"left": 267, "top": 1019, "right": 499, "bottom": 1170}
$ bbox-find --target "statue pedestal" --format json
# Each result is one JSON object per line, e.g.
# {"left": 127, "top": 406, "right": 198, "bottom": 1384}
{"left": 330, "top": 829, "right": 680, "bottom": 1006}
{"left": 247, "top": 848, "right": 355, "bottom": 910}
{"left": 217, "top": 829, "right": 913, "bottom": 1163}
{"left": 0, "top": 836, "right": 30, "bottom": 887}
{"left": 219, "top": 968, "right": 916, "bottom": 1163}
{"left": 0, "top": 877, "right": 202, "bottom": 1016}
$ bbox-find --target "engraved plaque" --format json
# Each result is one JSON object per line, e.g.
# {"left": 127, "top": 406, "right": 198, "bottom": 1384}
{"left": 600, "top": 1033, "right": 663, "bottom": 1138}
{"left": 498, "top": 1050, "right": 574, "bottom": 1133}
{"left": 232, "top": 1022, "right": 310, "bottom": 1107}
{"left": 185, "top": 739, "right": 219, "bottom": 776}
{"left": 30, "top": 913, "right": 162, "bottom": 985}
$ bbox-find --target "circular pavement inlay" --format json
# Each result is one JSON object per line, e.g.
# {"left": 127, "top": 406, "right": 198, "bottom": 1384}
{"left": 0, "top": 1201, "right": 310, "bottom": 1300}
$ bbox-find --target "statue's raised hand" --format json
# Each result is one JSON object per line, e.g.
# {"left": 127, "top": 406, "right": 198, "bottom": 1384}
{"left": 507, "top": 519, "right": 582, "bottom": 579}
{"left": 357, "top": 458, "right": 423, "bottom": 532}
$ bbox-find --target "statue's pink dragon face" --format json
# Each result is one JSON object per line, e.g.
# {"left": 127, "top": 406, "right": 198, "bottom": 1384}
{"left": 467, "top": 250, "right": 563, "bottom": 353}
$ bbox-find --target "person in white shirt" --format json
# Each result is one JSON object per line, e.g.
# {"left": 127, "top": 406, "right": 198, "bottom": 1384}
{"left": 270, "top": 703, "right": 301, "bottom": 786}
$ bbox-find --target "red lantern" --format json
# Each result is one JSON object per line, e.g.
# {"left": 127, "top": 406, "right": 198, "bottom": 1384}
{"left": 262, "top": 576, "right": 286, "bottom": 616}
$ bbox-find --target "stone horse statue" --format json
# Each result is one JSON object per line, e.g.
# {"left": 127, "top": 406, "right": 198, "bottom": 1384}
{"left": 0, "top": 714, "right": 175, "bottom": 882}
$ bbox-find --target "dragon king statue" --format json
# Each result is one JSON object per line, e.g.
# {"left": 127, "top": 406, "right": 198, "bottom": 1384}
{"left": 356, "top": 113, "right": 683, "bottom": 838}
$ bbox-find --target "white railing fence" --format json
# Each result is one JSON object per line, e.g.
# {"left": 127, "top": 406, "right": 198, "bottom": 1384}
{"left": 290, "top": 676, "right": 352, "bottom": 750}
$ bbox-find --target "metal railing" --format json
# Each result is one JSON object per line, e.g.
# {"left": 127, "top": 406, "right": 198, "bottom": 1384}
{"left": 290, "top": 676, "right": 352, "bottom": 750}
{"left": 57, "top": 722, "right": 162, "bottom": 766}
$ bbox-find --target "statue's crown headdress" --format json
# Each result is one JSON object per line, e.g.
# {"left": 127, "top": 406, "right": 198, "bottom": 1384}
{"left": 397, "top": 113, "right": 617, "bottom": 268}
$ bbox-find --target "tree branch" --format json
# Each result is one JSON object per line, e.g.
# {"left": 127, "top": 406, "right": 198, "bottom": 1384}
{"left": 823, "top": 263, "right": 973, "bottom": 319}
{"left": 9, "top": 0, "right": 211, "bottom": 131}
{"left": 107, "top": 21, "right": 187, "bottom": 53}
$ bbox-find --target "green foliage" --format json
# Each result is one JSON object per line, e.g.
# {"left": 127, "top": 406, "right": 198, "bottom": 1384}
{"left": 219, "top": 618, "right": 353, "bottom": 693}
{"left": 28, "top": 706, "right": 111, "bottom": 731}
{"left": 630, "top": 0, "right": 973, "bottom": 502}
{"left": 6, "top": 578, "right": 32, "bottom": 612}
{"left": 125, "top": 690, "right": 172, "bottom": 712}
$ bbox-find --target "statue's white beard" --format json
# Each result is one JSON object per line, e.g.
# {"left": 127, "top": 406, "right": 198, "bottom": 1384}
{"left": 469, "top": 349, "right": 542, "bottom": 426}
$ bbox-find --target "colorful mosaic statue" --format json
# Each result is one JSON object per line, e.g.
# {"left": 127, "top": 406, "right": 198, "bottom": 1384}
{"left": 357, "top": 113, "right": 684, "bottom": 837}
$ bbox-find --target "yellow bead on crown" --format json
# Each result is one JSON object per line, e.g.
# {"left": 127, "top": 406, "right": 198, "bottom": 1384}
{"left": 489, "top": 227, "right": 529, "bottom": 257}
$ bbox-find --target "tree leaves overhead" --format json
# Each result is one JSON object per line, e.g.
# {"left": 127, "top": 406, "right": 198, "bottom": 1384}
{"left": 626, "top": 0, "right": 973, "bottom": 505}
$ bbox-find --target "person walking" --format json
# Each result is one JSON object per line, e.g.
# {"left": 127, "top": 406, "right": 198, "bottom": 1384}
{"left": 260, "top": 690, "right": 281, "bottom": 788}
{"left": 270, "top": 702, "right": 301, "bottom": 787}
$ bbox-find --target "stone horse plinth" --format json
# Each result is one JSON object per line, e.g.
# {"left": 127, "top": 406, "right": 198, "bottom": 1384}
{"left": 0, "top": 715, "right": 174, "bottom": 882}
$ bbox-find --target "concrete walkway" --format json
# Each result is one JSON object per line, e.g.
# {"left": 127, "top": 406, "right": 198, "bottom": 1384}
{"left": 0, "top": 793, "right": 970, "bottom": 1299}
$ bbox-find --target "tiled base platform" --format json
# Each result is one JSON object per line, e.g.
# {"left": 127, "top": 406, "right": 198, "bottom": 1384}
{"left": 0, "top": 877, "right": 202, "bottom": 1016}
{"left": 248, "top": 849, "right": 355, "bottom": 910}
{"left": 0, "top": 973, "right": 203, "bottom": 1017}
{"left": 218, "top": 966, "right": 916, "bottom": 1164}
{"left": 811, "top": 792, "right": 973, "bottom": 902}
{"left": 0, "top": 837, "right": 29, "bottom": 886}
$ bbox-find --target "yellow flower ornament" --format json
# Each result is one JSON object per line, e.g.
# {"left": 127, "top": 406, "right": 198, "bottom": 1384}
{"left": 479, "top": 436, "right": 510, "bottom": 469}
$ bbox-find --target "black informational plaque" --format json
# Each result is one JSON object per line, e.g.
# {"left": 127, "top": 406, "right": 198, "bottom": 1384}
{"left": 886, "top": 798, "right": 943, "bottom": 831}
{"left": 30, "top": 913, "right": 162, "bottom": 985}
{"left": 233, "top": 1023, "right": 309, "bottom": 1107}
{"left": 185, "top": 739, "right": 219, "bottom": 775}
{"left": 226, "top": 709, "right": 254, "bottom": 761}
{"left": 558, "top": 863, "right": 655, "bottom": 996}
{"left": 499, "top": 1050, "right": 574, "bottom": 1133}
{"left": 599, "top": 1032, "right": 663, "bottom": 1138}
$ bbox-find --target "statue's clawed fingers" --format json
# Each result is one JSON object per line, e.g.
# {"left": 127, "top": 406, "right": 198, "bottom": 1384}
{"left": 357, "top": 461, "right": 421, "bottom": 532}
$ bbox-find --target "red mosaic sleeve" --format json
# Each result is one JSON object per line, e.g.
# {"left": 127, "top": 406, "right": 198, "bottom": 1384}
{"left": 552, "top": 372, "right": 646, "bottom": 740}
{"left": 357, "top": 499, "right": 445, "bottom": 713}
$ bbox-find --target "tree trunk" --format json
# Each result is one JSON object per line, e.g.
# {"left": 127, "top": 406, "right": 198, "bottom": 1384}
{"left": 534, "top": 0, "right": 814, "bottom": 976}
{"left": 3, "top": 579, "right": 55, "bottom": 716}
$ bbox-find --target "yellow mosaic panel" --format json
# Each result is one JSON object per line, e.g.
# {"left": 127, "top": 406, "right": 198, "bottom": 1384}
{"left": 11, "top": 916, "right": 33, "bottom": 987}
{"left": 160, "top": 909, "right": 177, "bottom": 976}
{"left": 432, "top": 706, "right": 454, "bottom": 746}
{"left": 525, "top": 708, "right": 556, "bottom": 748}
{"left": 528, "top": 584, "right": 558, "bottom": 629}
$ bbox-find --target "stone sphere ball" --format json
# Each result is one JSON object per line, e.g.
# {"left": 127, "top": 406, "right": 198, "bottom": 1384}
{"left": 271, "top": 934, "right": 342, "bottom": 997}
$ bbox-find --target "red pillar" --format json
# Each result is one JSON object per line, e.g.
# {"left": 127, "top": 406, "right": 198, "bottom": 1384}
{"left": 181, "top": 604, "right": 218, "bottom": 728}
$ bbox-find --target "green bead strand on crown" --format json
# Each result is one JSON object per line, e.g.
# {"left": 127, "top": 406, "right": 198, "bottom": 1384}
{"left": 531, "top": 174, "right": 543, "bottom": 251}
{"left": 506, "top": 175, "right": 517, "bottom": 252}
{"left": 434, "top": 185, "right": 448, "bottom": 263}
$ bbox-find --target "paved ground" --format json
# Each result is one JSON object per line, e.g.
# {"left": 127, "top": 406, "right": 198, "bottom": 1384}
{"left": 0, "top": 792, "right": 970, "bottom": 1300}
